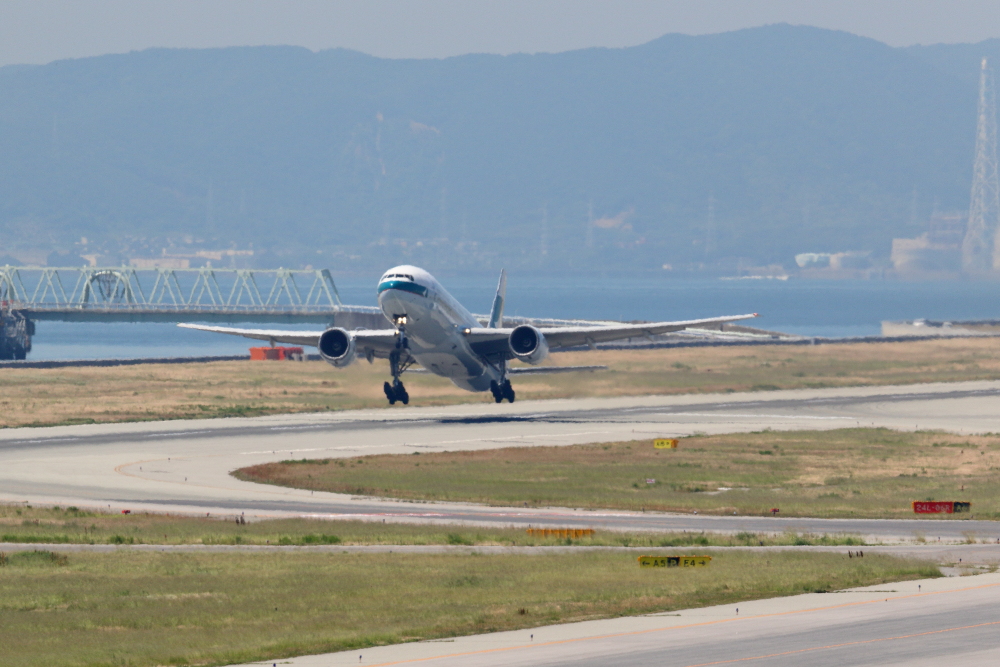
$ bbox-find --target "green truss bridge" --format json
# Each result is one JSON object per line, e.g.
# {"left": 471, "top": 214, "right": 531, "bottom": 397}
{"left": 0, "top": 265, "right": 384, "bottom": 326}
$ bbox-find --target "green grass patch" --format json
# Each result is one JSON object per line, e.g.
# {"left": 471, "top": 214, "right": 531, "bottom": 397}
{"left": 235, "top": 428, "right": 1000, "bottom": 519}
{"left": 0, "top": 549, "right": 938, "bottom": 667}
{"left": 0, "top": 505, "right": 865, "bottom": 547}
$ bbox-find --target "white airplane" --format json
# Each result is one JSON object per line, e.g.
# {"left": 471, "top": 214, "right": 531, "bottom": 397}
{"left": 180, "top": 265, "right": 757, "bottom": 405}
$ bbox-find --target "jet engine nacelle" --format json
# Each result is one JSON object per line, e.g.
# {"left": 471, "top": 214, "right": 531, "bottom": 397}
{"left": 318, "top": 327, "right": 356, "bottom": 368}
{"left": 508, "top": 325, "right": 549, "bottom": 365}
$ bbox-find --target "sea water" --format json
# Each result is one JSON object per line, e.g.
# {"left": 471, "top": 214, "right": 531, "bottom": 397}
{"left": 25, "top": 277, "right": 1000, "bottom": 361}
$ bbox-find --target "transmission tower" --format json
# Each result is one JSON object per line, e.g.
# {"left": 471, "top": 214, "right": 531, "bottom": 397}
{"left": 962, "top": 58, "right": 1000, "bottom": 274}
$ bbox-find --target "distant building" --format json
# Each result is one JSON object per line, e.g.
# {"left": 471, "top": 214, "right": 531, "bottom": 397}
{"left": 795, "top": 251, "right": 871, "bottom": 270}
{"left": 794, "top": 253, "right": 831, "bottom": 269}
{"left": 829, "top": 251, "right": 871, "bottom": 270}
{"left": 128, "top": 249, "right": 254, "bottom": 270}
{"left": 891, "top": 212, "right": 964, "bottom": 277}
{"left": 129, "top": 257, "right": 190, "bottom": 269}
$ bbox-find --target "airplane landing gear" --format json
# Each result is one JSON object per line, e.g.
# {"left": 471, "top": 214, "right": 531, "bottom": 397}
{"left": 384, "top": 379, "right": 409, "bottom": 405}
{"left": 490, "top": 379, "right": 515, "bottom": 403}
{"left": 385, "top": 347, "right": 410, "bottom": 406}
{"left": 503, "top": 381, "right": 515, "bottom": 403}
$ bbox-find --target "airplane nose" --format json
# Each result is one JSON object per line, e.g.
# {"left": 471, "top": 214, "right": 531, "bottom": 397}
{"left": 379, "top": 291, "right": 407, "bottom": 315}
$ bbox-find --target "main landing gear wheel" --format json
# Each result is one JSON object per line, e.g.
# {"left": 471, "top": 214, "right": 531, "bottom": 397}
{"left": 503, "top": 381, "right": 515, "bottom": 403}
{"left": 384, "top": 380, "right": 409, "bottom": 406}
{"left": 490, "top": 380, "right": 515, "bottom": 403}
{"left": 385, "top": 342, "right": 411, "bottom": 406}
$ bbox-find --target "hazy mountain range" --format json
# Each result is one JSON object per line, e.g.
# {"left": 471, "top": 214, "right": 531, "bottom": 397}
{"left": 0, "top": 24, "right": 998, "bottom": 273}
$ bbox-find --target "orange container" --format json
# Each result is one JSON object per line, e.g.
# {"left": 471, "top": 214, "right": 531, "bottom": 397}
{"left": 250, "top": 346, "right": 305, "bottom": 361}
{"left": 250, "top": 347, "right": 282, "bottom": 360}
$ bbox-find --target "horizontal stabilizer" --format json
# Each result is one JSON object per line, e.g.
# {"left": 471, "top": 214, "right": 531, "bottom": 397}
{"left": 507, "top": 365, "right": 607, "bottom": 375}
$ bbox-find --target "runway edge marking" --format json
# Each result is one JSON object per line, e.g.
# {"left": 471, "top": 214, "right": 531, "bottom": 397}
{"left": 364, "top": 579, "right": 1000, "bottom": 667}
{"left": 681, "top": 619, "right": 1000, "bottom": 666}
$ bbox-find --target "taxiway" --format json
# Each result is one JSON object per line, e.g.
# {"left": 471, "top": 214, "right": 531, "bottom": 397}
{"left": 2, "top": 380, "right": 1000, "bottom": 541}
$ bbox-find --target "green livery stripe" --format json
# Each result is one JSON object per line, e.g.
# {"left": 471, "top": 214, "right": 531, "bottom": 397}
{"left": 377, "top": 280, "right": 428, "bottom": 297}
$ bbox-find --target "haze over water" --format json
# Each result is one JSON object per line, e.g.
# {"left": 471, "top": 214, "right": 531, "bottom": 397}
{"left": 26, "top": 278, "right": 1000, "bottom": 361}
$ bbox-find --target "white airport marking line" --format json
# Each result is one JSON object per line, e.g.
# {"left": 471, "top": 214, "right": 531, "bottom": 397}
{"left": 238, "top": 446, "right": 360, "bottom": 455}
{"left": 294, "top": 509, "right": 637, "bottom": 519}
{"left": 348, "top": 578, "right": 1000, "bottom": 667}
{"left": 663, "top": 412, "right": 856, "bottom": 420}
{"left": 14, "top": 437, "right": 81, "bottom": 444}
{"left": 402, "top": 431, "right": 616, "bottom": 448}
{"left": 235, "top": 430, "right": 628, "bottom": 457}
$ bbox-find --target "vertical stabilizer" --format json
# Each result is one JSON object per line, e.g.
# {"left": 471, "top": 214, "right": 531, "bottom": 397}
{"left": 488, "top": 269, "right": 506, "bottom": 328}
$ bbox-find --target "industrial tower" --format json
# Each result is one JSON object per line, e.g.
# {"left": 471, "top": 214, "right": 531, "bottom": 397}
{"left": 962, "top": 58, "right": 1000, "bottom": 274}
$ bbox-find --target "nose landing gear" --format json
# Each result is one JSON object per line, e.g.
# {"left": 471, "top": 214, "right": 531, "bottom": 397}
{"left": 490, "top": 379, "right": 515, "bottom": 403}
{"left": 384, "top": 339, "right": 412, "bottom": 406}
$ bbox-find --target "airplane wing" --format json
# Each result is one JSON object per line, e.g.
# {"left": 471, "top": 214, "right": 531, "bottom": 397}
{"left": 177, "top": 323, "right": 400, "bottom": 356}
{"left": 465, "top": 313, "right": 758, "bottom": 355}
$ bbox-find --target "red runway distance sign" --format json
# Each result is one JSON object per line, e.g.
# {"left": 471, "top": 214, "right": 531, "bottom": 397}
{"left": 912, "top": 501, "right": 971, "bottom": 514}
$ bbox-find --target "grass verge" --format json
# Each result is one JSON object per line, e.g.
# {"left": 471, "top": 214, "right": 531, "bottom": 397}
{"left": 1, "top": 505, "right": 866, "bottom": 547}
{"left": 236, "top": 428, "right": 1000, "bottom": 520}
{"left": 0, "top": 549, "right": 938, "bottom": 667}
{"left": 1, "top": 336, "right": 1000, "bottom": 427}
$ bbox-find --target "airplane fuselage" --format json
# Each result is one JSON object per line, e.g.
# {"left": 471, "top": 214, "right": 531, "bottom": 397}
{"left": 182, "top": 266, "right": 756, "bottom": 404}
{"left": 377, "top": 265, "right": 500, "bottom": 392}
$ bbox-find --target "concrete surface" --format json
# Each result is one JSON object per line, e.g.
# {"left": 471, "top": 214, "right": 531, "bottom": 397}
{"left": 7, "top": 380, "right": 1000, "bottom": 667}
{"left": 3, "top": 380, "right": 1000, "bottom": 541}
{"left": 224, "top": 572, "right": 1000, "bottom": 667}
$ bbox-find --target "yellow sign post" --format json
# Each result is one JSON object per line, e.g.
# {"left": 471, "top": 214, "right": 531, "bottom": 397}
{"left": 654, "top": 439, "right": 678, "bottom": 449}
{"left": 638, "top": 555, "right": 711, "bottom": 568}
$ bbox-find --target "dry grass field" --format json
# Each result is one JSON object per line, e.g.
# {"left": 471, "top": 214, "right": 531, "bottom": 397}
{"left": 2, "top": 337, "right": 1000, "bottom": 428}
{"left": 238, "top": 428, "right": 1000, "bottom": 520}
{"left": 0, "top": 504, "right": 865, "bottom": 547}
{"left": 0, "top": 548, "right": 937, "bottom": 667}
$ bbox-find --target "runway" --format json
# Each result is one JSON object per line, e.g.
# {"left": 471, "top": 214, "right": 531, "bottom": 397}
{"left": 224, "top": 572, "right": 1000, "bottom": 667}
{"left": 3, "top": 380, "right": 1000, "bottom": 541}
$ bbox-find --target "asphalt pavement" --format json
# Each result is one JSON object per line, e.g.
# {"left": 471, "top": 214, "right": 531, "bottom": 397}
{"left": 7, "top": 379, "right": 1000, "bottom": 667}
{"left": 223, "top": 572, "right": 1000, "bottom": 667}
{"left": 3, "top": 380, "right": 1000, "bottom": 541}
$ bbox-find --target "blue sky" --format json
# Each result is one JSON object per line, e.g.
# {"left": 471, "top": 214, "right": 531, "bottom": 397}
{"left": 1, "top": 0, "right": 999, "bottom": 67}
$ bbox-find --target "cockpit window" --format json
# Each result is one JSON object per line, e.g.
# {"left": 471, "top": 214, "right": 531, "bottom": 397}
{"left": 383, "top": 273, "right": 415, "bottom": 281}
